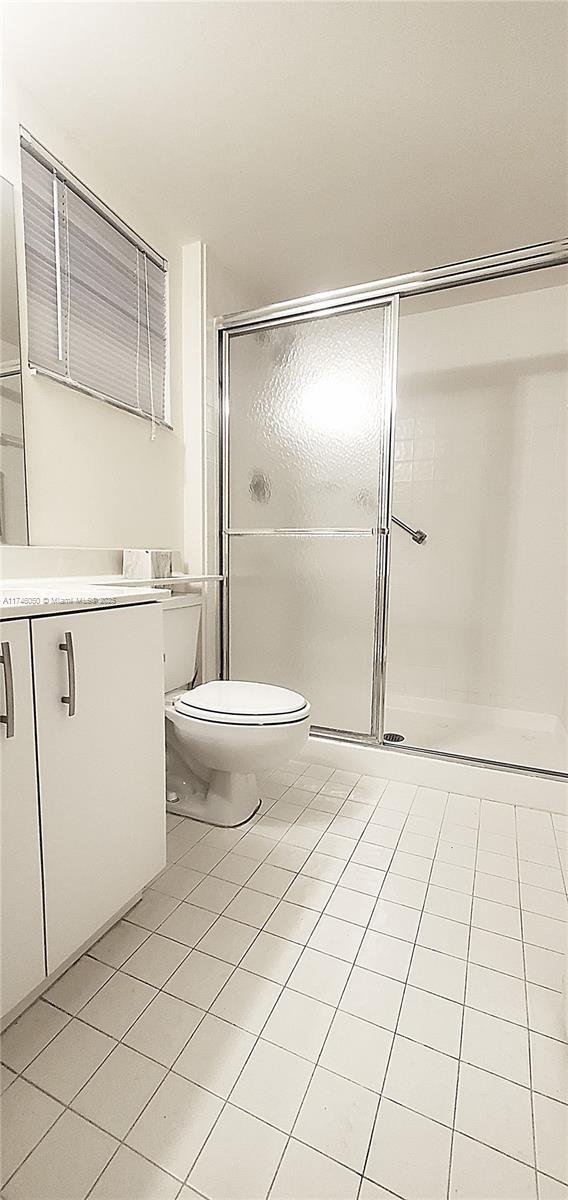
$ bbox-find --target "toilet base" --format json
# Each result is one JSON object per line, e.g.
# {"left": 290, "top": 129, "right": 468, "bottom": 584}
{"left": 166, "top": 769, "right": 262, "bottom": 827}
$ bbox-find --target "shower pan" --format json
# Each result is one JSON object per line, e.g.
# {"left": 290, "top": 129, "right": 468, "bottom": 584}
{"left": 217, "top": 239, "right": 568, "bottom": 780}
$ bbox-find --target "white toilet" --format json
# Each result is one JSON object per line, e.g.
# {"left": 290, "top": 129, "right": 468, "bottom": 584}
{"left": 163, "top": 594, "right": 311, "bottom": 826}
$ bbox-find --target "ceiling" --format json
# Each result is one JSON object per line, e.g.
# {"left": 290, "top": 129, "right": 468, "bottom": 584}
{"left": 3, "top": 1, "right": 567, "bottom": 305}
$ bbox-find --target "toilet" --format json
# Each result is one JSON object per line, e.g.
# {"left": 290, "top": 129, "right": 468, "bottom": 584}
{"left": 162, "top": 594, "right": 311, "bottom": 826}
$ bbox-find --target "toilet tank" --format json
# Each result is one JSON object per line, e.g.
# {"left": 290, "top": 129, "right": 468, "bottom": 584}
{"left": 162, "top": 593, "right": 202, "bottom": 692}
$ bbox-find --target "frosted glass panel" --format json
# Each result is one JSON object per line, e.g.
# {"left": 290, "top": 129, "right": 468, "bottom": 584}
{"left": 228, "top": 306, "right": 387, "bottom": 529}
{"left": 228, "top": 534, "right": 377, "bottom": 734}
{"left": 385, "top": 269, "right": 568, "bottom": 774}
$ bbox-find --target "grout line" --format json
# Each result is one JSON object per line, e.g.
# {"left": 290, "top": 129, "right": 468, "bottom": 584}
{"left": 515, "top": 804, "right": 541, "bottom": 1200}
{"left": 446, "top": 790, "right": 481, "bottom": 1200}
{"left": 358, "top": 788, "right": 451, "bottom": 1192}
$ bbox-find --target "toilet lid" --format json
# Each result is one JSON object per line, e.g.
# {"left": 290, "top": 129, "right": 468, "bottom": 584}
{"left": 174, "top": 680, "right": 310, "bottom": 725}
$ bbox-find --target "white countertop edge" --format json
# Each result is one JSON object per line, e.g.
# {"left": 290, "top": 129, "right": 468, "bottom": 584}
{"left": 0, "top": 584, "right": 170, "bottom": 621}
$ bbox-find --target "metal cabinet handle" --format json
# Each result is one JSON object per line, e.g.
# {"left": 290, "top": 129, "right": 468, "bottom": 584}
{"left": 59, "top": 631, "right": 76, "bottom": 717}
{"left": 0, "top": 640, "right": 15, "bottom": 738}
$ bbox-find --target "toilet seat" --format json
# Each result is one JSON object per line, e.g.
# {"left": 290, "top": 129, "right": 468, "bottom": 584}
{"left": 174, "top": 680, "right": 310, "bottom": 726}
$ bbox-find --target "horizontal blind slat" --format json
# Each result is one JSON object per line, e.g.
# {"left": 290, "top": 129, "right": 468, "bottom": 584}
{"left": 21, "top": 142, "right": 168, "bottom": 423}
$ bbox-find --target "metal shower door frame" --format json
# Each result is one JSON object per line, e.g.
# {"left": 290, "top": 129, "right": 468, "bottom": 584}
{"left": 218, "top": 293, "right": 400, "bottom": 745}
{"left": 217, "top": 238, "right": 568, "bottom": 775}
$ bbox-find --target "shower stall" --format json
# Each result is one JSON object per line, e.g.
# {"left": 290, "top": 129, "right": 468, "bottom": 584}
{"left": 217, "top": 241, "right": 568, "bottom": 780}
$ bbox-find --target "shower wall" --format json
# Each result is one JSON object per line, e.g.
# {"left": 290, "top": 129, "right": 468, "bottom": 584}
{"left": 387, "top": 278, "right": 567, "bottom": 761}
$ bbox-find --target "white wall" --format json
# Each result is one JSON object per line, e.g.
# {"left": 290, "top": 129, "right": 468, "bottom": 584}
{"left": 1, "top": 72, "right": 185, "bottom": 551}
{"left": 387, "top": 278, "right": 568, "bottom": 728}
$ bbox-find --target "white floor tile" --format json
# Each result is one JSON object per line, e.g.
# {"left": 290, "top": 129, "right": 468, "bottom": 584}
{"left": 164, "top": 948, "right": 233, "bottom": 1007}
{"left": 525, "top": 945, "right": 565, "bottom": 991}
{"left": 211, "top": 851, "right": 258, "bottom": 885}
{"left": 390, "top": 850, "right": 431, "bottom": 883}
{"left": 240, "top": 931, "right": 302, "bottom": 983}
{"left": 45, "top": 956, "right": 114, "bottom": 1016}
{"left": 384, "top": 1034, "right": 458, "bottom": 1126}
{"left": 265, "top": 900, "right": 320, "bottom": 944}
{"left": 379, "top": 873, "right": 427, "bottom": 909}
{"left": 222, "top": 886, "right": 279, "bottom": 929}
{"left": 411, "top": 949, "right": 467, "bottom": 1009}
{"left": 90, "top": 920, "right": 150, "bottom": 968}
{"left": 79, "top": 972, "right": 157, "bottom": 1039}
{"left": 1, "top": 1065, "right": 16, "bottom": 1092}
{"left": 173, "top": 1013, "right": 255, "bottom": 1097}
{"left": 475, "top": 871, "right": 520, "bottom": 907}
{"left": 527, "top": 982, "right": 568, "bottom": 1042}
{"left": 294, "top": 1065, "right": 379, "bottom": 1172}
{"left": 351, "top": 842, "right": 393, "bottom": 871}
{"left": 424, "top": 884, "right": 472, "bottom": 924}
{"left": 362, "top": 823, "right": 400, "bottom": 851}
{"left": 72, "top": 1043, "right": 166, "bottom": 1138}
{"left": 466, "top": 962, "right": 527, "bottom": 1025}
{"left": 468, "top": 927, "right": 524, "bottom": 978}
{"left": 397, "top": 831, "right": 437, "bottom": 858}
{"left": 189, "top": 1103, "right": 286, "bottom": 1200}
{"left": 533, "top": 1091, "right": 568, "bottom": 1183}
{"left": 450, "top": 1131, "right": 537, "bottom": 1199}
{"left": 520, "top": 861, "right": 565, "bottom": 894}
{"left": 1, "top": 999, "right": 70, "bottom": 1071}
{"left": 121, "top": 932, "right": 189, "bottom": 987}
{"left": 248, "top": 863, "right": 296, "bottom": 898}
{"left": 339, "top": 862, "right": 385, "bottom": 897}
{"left": 320, "top": 1009, "right": 392, "bottom": 1092}
{"left": 456, "top": 1061, "right": 534, "bottom": 1164}
{"left": 285, "top": 875, "right": 335, "bottom": 911}
{"left": 317, "top": 832, "right": 357, "bottom": 861}
{"left": 124, "top": 992, "right": 203, "bottom": 1067}
{"left": 436, "top": 840, "right": 476, "bottom": 870}
{"left": 262, "top": 988, "right": 334, "bottom": 1062}
{"left": 301, "top": 852, "right": 346, "bottom": 884}
{"left": 89, "top": 1145, "right": 180, "bottom": 1200}
{"left": 126, "top": 889, "right": 180, "bottom": 931}
{"left": 271, "top": 1138, "right": 360, "bottom": 1200}
{"left": 356, "top": 929, "right": 412, "bottom": 981}
{"left": 266, "top": 842, "right": 311, "bottom": 872}
{"left": 196, "top": 916, "right": 259, "bottom": 965}
{"left": 178, "top": 841, "right": 228, "bottom": 873}
{"left": 521, "top": 884, "right": 567, "bottom": 922}
{"left": 472, "top": 896, "right": 522, "bottom": 939}
{"left": 153, "top": 862, "right": 205, "bottom": 901}
{"left": 0, "top": 1078, "right": 63, "bottom": 1187}
{"left": 309, "top": 915, "right": 364, "bottom": 962}
{"left": 461, "top": 1007, "right": 530, "bottom": 1085}
{"left": 430, "top": 861, "right": 474, "bottom": 895}
{"left": 339, "top": 965, "right": 403, "bottom": 1031}
{"left": 398, "top": 984, "right": 463, "bottom": 1057}
{"left": 231, "top": 1038, "right": 313, "bottom": 1132}
{"left": 23, "top": 1018, "right": 114, "bottom": 1103}
{"left": 3, "top": 1109, "right": 117, "bottom": 1200}
{"left": 523, "top": 912, "right": 567, "bottom": 954}
{"left": 366, "top": 1097, "right": 452, "bottom": 1200}
{"left": 189, "top": 875, "right": 241, "bottom": 915}
{"left": 157, "top": 901, "right": 218, "bottom": 948}
{"left": 287, "top": 948, "right": 351, "bottom": 1005}
{"left": 370, "top": 898, "right": 421, "bottom": 942}
{"left": 211, "top": 968, "right": 281, "bottom": 1034}
{"left": 476, "top": 851, "right": 517, "bottom": 881}
{"left": 126, "top": 1072, "right": 222, "bottom": 1180}
{"left": 530, "top": 1030, "right": 568, "bottom": 1102}
{"left": 418, "top": 912, "right": 470, "bottom": 959}
{"left": 538, "top": 1173, "right": 568, "bottom": 1199}
{"left": 325, "top": 886, "right": 375, "bottom": 926}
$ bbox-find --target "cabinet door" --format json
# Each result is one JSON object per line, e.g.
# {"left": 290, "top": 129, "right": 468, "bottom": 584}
{"left": 32, "top": 603, "right": 165, "bottom": 974}
{"left": 0, "top": 619, "right": 46, "bottom": 1019}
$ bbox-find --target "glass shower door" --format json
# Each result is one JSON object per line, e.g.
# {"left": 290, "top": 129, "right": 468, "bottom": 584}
{"left": 223, "top": 301, "right": 397, "bottom": 737}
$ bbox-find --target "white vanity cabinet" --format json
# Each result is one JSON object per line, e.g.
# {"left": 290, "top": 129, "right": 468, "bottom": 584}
{"left": 0, "top": 619, "right": 47, "bottom": 1017}
{"left": 1, "top": 598, "right": 165, "bottom": 1022}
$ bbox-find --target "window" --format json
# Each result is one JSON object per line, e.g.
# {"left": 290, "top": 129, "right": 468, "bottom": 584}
{"left": 20, "top": 130, "right": 169, "bottom": 427}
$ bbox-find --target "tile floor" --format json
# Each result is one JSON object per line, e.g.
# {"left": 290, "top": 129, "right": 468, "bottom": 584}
{"left": 2, "top": 759, "right": 567, "bottom": 1200}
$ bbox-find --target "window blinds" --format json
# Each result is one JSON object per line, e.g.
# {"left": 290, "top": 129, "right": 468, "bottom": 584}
{"left": 20, "top": 133, "right": 169, "bottom": 427}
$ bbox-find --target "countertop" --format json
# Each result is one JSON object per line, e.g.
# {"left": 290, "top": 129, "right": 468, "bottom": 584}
{"left": 0, "top": 580, "right": 169, "bottom": 620}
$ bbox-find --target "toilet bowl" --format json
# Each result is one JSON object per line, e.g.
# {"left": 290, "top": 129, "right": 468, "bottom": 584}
{"left": 165, "top": 679, "right": 311, "bottom": 826}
